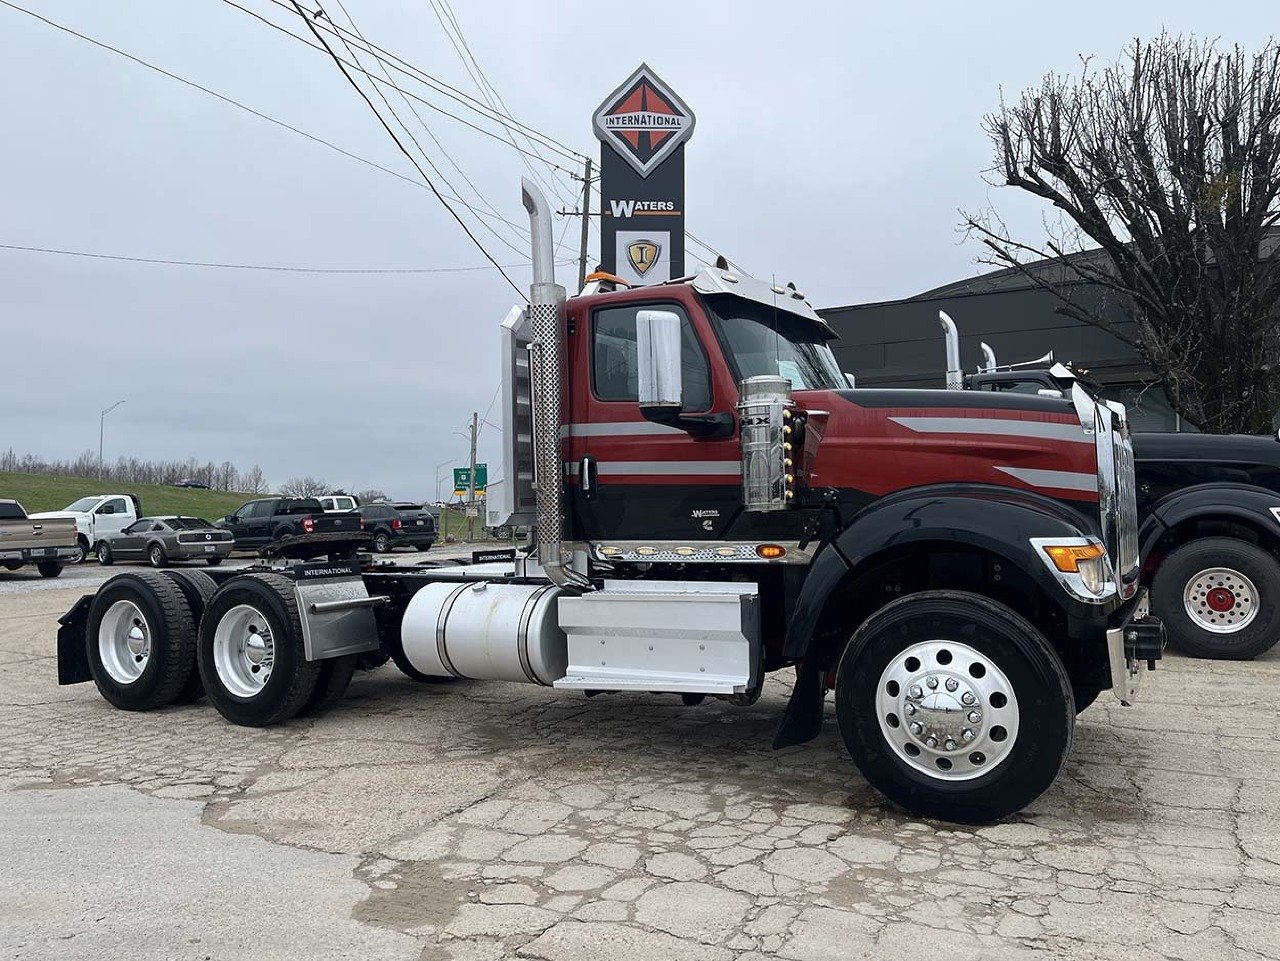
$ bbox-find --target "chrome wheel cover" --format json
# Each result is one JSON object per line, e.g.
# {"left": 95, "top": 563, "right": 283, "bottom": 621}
{"left": 1183, "top": 567, "right": 1258, "bottom": 633}
{"left": 875, "top": 639, "right": 1020, "bottom": 781}
{"left": 213, "top": 604, "right": 276, "bottom": 698}
{"left": 98, "top": 600, "right": 151, "bottom": 685}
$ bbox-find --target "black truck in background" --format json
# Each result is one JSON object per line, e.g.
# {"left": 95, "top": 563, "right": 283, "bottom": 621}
{"left": 962, "top": 352, "right": 1280, "bottom": 660}
{"left": 216, "top": 497, "right": 363, "bottom": 555}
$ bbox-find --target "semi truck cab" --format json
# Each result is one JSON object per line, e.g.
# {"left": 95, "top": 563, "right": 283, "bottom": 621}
{"left": 56, "top": 181, "right": 1162, "bottom": 825}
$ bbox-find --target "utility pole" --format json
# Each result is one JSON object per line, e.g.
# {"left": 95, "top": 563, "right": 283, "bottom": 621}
{"left": 466, "top": 411, "right": 478, "bottom": 543}
{"left": 577, "top": 157, "right": 593, "bottom": 292}
{"left": 99, "top": 400, "right": 125, "bottom": 480}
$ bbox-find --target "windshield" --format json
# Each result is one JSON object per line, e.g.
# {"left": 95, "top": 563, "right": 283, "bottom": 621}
{"left": 64, "top": 497, "right": 102, "bottom": 512}
{"left": 703, "top": 295, "right": 844, "bottom": 391}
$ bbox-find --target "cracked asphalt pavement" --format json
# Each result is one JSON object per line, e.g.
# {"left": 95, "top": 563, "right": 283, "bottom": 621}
{"left": 2, "top": 571, "right": 1278, "bottom": 960}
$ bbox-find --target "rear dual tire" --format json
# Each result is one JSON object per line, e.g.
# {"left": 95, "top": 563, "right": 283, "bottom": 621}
{"left": 835, "top": 591, "right": 1074, "bottom": 825}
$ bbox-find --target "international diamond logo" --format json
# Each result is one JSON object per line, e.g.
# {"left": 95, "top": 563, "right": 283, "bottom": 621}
{"left": 593, "top": 64, "right": 695, "bottom": 179}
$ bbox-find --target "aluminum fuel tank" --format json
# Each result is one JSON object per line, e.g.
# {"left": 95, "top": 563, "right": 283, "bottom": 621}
{"left": 400, "top": 580, "right": 567, "bottom": 685}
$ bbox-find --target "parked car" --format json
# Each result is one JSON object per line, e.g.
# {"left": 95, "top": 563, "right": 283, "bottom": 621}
{"left": 98, "top": 516, "right": 234, "bottom": 568}
{"left": 358, "top": 503, "right": 436, "bottom": 553}
{"left": 28, "top": 494, "right": 140, "bottom": 564}
{"left": 0, "top": 499, "right": 80, "bottom": 577}
{"left": 215, "top": 496, "right": 361, "bottom": 548}
{"left": 318, "top": 494, "right": 359, "bottom": 513}
{"left": 173, "top": 479, "right": 210, "bottom": 489}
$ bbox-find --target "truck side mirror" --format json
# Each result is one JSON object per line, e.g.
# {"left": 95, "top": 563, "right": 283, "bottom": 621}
{"left": 636, "top": 309, "right": 683, "bottom": 416}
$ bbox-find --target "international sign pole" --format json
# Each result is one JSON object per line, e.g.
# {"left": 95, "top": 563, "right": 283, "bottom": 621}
{"left": 593, "top": 64, "right": 695, "bottom": 286}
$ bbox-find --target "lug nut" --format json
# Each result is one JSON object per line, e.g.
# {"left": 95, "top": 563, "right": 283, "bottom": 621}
{"left": 926, "top": 676, "right": 939, "bottom": 689}
{"left": 961, "top": 692, "right": 977, "bottom": 705}
{"left": 945, "top": 677, "right": 959, "bottom": 692}
{"left": 967, "top": 711, "right": 982, "bottom": 724}
{"left": 925, "top": 736, "right": 938, "bottom": 749}
{"left": 909, "top": 721, "right": 923, "bottom": 735}
{"left": 904, "top": 703, "right": 916, "bottom": 716}
{"left": 944, "top": 738, "right": 957, "bottom": 751}
{"left": 908, "top": 685, "right": 922, "bottom": 699}
{"left": 962, "top": 728, "right": 975, "bottom": 742}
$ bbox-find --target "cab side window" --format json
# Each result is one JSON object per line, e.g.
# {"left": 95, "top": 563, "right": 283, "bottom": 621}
{"left": 592, "top": 304, "right": 712, "bottom": 412}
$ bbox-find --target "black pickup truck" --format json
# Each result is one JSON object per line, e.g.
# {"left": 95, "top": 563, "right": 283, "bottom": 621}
{"left": 216, "top": 497, "right": 363, "bottom": 554}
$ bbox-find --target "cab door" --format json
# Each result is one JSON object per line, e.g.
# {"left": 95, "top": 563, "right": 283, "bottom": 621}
{"left": 564, "top": 292, "right": 741, "bottom": 543}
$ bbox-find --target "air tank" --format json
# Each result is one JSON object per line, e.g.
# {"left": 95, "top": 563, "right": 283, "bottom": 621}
{"left": 400, "top": 580, "right": 567, "bottom": 685}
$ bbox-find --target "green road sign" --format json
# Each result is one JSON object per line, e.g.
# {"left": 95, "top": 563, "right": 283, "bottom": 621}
{"left": 453, "top": 464, "right": 488, "bottom": 496}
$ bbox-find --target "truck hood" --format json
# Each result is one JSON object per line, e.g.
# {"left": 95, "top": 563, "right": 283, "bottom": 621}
{"left": 27, "top": 511, "right": 86, "bottom": 521}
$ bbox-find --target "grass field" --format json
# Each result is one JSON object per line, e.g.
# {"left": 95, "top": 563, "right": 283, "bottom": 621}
{"left": 0, "top": 472, "right": 251, "bottom": 522}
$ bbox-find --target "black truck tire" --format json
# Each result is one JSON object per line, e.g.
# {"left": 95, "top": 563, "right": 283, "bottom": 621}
{"left": 1152, "top": 537, "right": 1280, "bottom": 659}
{"left": 85, "top": 571, "right": 198, "bottom": 711}
{"left": 299, "top": 655, "right": 357, "bottom": 717}
{"left": 160, "top": 569, "right": 219, "bottom": 703}
{"left": 37, "top": 562, "right": 63, "bottom": 578}
{"left": 198, "top": 573, "right": 321, "bottom": 727}
{"left": 835, "top": 590, "right": 1074, "bottom": 825}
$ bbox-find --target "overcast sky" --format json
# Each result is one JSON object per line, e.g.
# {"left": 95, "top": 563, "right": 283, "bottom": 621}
{"left": 2, "top": 1, "right": 1273, "bottom": 499}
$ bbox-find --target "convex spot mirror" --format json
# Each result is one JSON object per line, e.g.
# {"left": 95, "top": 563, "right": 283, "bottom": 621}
{"left": 636, "top": 309, "right": 683, "bottom": 414}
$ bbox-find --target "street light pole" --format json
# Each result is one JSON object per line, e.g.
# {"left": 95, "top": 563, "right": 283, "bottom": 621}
{"left": 99, "top": 400, "right": 125, "bottom": 480}
{"left": 434, "top": 458, "right": 457, "bottom": 503}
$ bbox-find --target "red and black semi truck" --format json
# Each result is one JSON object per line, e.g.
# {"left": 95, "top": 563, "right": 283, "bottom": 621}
{"left": 55, "top": 180, "right": 1161, "bottom": 824}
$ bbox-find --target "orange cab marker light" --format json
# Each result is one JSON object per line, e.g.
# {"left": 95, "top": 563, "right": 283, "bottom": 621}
{"left": 1042, "top": 543, "right": 1104, "bottom": 573}
{"left": 756, "top": 544, "right": 787, "bottom": 559}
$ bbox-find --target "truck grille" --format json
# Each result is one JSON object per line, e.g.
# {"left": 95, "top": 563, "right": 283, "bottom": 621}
{"left": 1095, "top": 403, "right": 1139, "bottom": 598}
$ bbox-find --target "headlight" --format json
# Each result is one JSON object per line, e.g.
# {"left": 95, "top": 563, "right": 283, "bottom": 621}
{"left": 1031, "top": 537, "right": 1116, "bottom": 603}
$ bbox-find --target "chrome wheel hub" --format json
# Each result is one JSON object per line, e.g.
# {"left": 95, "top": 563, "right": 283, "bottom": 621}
{"left": 1184, "top": 568, "right": 1257, "bottom": 633}
{"left": 98, "top": 600, "right": 151, "bottom": 685}
{"left": 876, "top": 640, "right": 1019, "bottom": 781}
{"left": 212, "top": 604, "right": 276, "bottom": 698}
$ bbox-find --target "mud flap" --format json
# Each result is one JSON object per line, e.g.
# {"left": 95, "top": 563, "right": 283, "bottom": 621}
{"left": 772, "top": 660, "right": 826, "bottom": 749}
{"left": 57, "top": 594, "right": 94, "bottom": 685}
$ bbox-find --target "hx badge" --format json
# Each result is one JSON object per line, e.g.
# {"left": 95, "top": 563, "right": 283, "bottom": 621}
{"left": 626, "top": 239, "right": 661, "bottom": 277}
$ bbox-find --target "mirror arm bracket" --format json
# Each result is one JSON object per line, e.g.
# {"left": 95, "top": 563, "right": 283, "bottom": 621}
{"left": 641, "top": 406, "right": 735, "bottom": 439}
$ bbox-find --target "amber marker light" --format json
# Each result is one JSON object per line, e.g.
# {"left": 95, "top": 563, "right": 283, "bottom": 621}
{"left": 756, "top": 544, "right": 787, "bottom": 559}
{"left": 1041, "top": 542, "right": 1105, "bottom": 573}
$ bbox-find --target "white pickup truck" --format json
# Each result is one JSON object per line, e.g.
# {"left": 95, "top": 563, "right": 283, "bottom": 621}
{"left": 29, "top": 494, "right": 141, "bottom": 563}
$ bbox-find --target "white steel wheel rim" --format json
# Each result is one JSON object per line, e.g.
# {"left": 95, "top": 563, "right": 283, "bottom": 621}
{"left": 1183, "top": 567, "right": 1258, "bottom": 633}
{"left": 875, "top": 639, "right": 1020, "bottom": 782}
{"left": 99, "top": 599, "right": 151, "bottom": 685}
{"left": 213, "top": 604, "right": 276, "bottom": 698}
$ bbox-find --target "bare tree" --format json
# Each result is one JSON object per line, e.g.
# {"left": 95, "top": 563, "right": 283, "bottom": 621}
{"left": 355, "top": 488, "right": 389, "bottom": 504}
{"left": 968, "top": 35, "right": 1280, "bottom": 433}
{"left": 241, "top": 465, "right": 269, "bottom": 494}
{"left": 279, "top": 475, "right": 329, "bottom": 498}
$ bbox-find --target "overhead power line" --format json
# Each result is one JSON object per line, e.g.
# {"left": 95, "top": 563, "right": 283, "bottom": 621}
{"left": 0, "top": 0, "right": 533, "bottom": 243}
{"left": 285, "top": 0, "right": 521, "bottom": 294}
{"left": 0, "top": 242, "right": 545, "bottom": 274}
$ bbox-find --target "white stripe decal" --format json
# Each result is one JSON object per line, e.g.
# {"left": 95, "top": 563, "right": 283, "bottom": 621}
{"left": 890, "top": 416, "right": 1091, "bottom": 444}
{"left": 566, "top": 460, "right": 741, "bottom": 477}
{"left": 561, "top": 422, "right": 685, "bottom": 438}
{"left": 995, "top": 467, "right": 1098, "bottom": 492}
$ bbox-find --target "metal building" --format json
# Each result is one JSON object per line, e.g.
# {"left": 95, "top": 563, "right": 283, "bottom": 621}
{"left": 819, "top": 259, "right": 1183, "bottom": 431}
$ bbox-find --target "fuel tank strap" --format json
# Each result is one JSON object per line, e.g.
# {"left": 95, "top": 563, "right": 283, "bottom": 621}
{"left": 435, "top": 583, "right": 470, "bottom": 678}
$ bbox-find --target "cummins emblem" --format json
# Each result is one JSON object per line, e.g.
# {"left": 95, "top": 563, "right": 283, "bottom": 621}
{"left": 627, "top": 240, "right": 660, "bottom": 277}
{"left": 593, "top": 64, "right": 695, "bottom": 178}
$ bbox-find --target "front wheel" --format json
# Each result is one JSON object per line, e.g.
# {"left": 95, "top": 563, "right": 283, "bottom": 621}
{"left": 835, "top": 590, "right": 1074, "bottom": 825}
{"left": 149, "top": 544, "right": 168, "bottom": 568}
{"left": 97, "top": 542, "right": 115, "bottom": 566}
{"left": 1152, "top": 537, "right": 1280, "bottom": 659}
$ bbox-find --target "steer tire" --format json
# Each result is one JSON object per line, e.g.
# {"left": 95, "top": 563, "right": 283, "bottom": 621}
{"left": 299, "top": 655, "right": 358, "bottom": 718}
{"left": 1152, "top": 537, "right": 1280, "bottom": 660}
{"left": 160, "top": 569, "right": 219, "bottom": 703}
{"left": 198, "top": 573, "right": 321, "bottom": 727}
{"left": 85, "top": 571, "right": 198, "bottom": 711}
{"left": 835, "top": 590, "right": 1074, "bottom": 825}
{"left": 37, "top": 562, "right": 63, "bottom": 578}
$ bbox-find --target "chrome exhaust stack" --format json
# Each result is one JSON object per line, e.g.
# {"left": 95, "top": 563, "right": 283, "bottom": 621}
{"left": 939, "top": 311, "right": 964, "bottom": 389}
{"left": 521, "top": 179, "right": 589, "bottom": 591}
{"left": 980, "top": 342, "right": 997, "bottom": 373}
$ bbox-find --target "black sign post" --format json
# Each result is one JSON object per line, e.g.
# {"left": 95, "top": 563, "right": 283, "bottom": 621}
{"left": 593, "top": 64, "right": 695, "bottom": 286}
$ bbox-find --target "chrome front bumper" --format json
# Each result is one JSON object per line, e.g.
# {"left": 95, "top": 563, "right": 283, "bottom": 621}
{"left": 1107, "top": 588, "right": 1164, "bottom": 705}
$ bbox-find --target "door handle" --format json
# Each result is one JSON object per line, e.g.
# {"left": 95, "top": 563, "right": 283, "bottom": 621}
{"left": 580, "top": 455, "right": 598, "bottom": 500}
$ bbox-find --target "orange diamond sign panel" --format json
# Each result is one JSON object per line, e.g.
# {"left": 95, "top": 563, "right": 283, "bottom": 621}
{"left": 593, "top": 64, "right": 695, "bottom": 179}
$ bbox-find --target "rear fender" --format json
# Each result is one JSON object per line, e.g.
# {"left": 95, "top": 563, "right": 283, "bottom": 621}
{"left": 57, "top": 594, "right": 94, "bottom": 684}
{"left": 783, "top": 486, "right": 1100, "bottom": 661}
{"left": 1142, "top": 481, "right": 1280, "bottom": 572}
